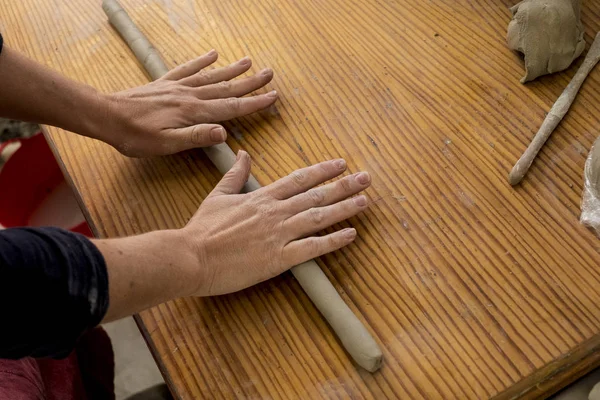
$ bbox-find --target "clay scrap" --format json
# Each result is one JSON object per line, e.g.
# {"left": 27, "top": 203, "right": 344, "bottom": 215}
{"left": 581, "top": 136, "right": 600, "bottom": 236}
{"left": 507, "top": 0, "right": 585, "bottom": 83}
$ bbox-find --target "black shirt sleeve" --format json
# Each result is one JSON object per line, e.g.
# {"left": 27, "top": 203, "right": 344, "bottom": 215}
{"left": 0, "top": 33, "right": 3, "bottom": 56}
{"left": 0, "top": 227, "right": 109, "bottom": 359}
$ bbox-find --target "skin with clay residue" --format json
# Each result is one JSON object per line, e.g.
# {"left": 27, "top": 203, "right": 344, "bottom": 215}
{"left": 507, "top": 0, "right": 585, "bottom": 83}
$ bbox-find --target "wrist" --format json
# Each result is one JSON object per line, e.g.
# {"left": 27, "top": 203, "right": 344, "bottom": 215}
{"left": 152, "top": 228, "right": 203, "bottom": 298}
{"left": 86, "top": 92, "right": 140, "bottom": 154}
{"left": 177, "top": 226, "right": 210, "bottom": 297}
{"left": 43, "top": 78, "right": 110, "bottom": 141}
{"left": 95, "top": 228, "right": 203, "bottom": 321}
{"left": 75, "top": 90, "right": 112, "bottom": 141}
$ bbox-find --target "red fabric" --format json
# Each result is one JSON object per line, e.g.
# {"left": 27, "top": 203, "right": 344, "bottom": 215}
{"left": 0, "top": 358, "right": 45, "bottom": 400}
{"left": 0, "top": 133, "right": 62, "bottom": 227}
{"left": 0, "top": 133, "right": 93, "bottom": 236}
{"left": 0, "top": 328, "right": 115, "bottom": 400}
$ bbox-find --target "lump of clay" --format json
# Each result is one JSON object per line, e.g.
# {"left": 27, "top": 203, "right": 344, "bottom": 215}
{"left": 507, "top": 0, "right": 586, "bottom": 83}
{"left": 581, "top": 136, "right": 600, "bottom": 237}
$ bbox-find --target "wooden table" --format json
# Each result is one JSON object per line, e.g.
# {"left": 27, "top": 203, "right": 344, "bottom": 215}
{"left": 4, "top": 0, "right": 600, "bottom": 398}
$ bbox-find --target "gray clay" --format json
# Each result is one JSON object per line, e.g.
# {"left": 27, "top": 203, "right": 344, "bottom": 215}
{"left": 507, "top": 0, "right": 585, "bottom": 83}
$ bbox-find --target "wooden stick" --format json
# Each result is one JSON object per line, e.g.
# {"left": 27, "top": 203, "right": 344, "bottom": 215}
{"left": 509, "top": 32, "right": 600, "bottom": 186}
{"left": 102, "top": 0, "right": 383, "bottom": 372}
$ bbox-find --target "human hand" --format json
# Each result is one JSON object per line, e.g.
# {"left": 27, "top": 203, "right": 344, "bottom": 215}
{"left": 182, "top": 151, "right": 372, "bottom": 297}
{"left": 97, "top": 50, "right": 277, "bottom": 156}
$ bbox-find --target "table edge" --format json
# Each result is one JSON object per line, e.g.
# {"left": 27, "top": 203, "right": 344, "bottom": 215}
{"left": 494, "top": 334, "right": 600, "bottom": 399}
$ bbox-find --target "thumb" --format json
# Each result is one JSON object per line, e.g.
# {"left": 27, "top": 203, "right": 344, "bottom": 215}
{"left": 210, "top": 151, "right": 252, "bottom": 196}
{"left": 171, "top": 124, "right": 227, "bottom": 151}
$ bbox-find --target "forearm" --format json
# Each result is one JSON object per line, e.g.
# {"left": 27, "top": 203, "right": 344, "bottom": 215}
{"left": 0, "top": 45, "right": 106, "bottom": 138}
{"left": 0, "top": 226, "right": 200, "bottom": 359}
{"left": 0, "top": 33, "right": 279, "bottom": 157}
{"left": 94, "top": 230, "right": 200, "bottom": 322}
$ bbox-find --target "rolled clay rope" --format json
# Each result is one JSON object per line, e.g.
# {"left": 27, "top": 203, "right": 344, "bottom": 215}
{"left": 102, "top": 0, "right": 383, "bottom": 372}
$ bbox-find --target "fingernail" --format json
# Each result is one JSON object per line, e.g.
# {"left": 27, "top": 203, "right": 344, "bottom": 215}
{"left": 210, "top": 127, "right": 226, "bottom": 142}
{"left": 355, "top": 172, "right": 370, "bottom": 185}
{"left": 334, "top": 159, "right": 346, "bottom": 170}
{"left": 354, "top": 195, "right": 367, "bottom": 207}
{"left": 344, "top": 228, "right": 357, "bottom": 240}
{"left": 207, "top": 49, "right": 217, "bottom": 56}
{"left": 267, "top": 90, "right": 278, "bottom": 98}
{"left": 239, "top": 56, "right": 251, "bottom": 65}
{"left": 261, "top": 68, "right": 273, "bottom": 77}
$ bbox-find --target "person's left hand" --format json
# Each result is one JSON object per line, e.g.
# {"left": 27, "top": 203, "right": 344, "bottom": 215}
{"left": 96, "top": 50, "right": 277, "bottom": 157}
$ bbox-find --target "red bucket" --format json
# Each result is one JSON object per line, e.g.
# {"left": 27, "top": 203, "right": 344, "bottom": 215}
{"left": 0, "top": 133, "right": 92, "bottom": 236}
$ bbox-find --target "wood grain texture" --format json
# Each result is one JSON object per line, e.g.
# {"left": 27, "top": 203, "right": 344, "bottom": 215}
{"left": 2, "top": 0, "right": 600, "bottom": 398}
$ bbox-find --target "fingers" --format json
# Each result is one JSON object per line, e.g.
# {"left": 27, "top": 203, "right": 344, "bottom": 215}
{"left": 209, "top": 151, "right": 252, "bottom": 196}
{"left": 181, "top": 57, "right": 253, "bottom": 87}
{"left": 195, "top": 68, "right": 274, "bottom": 99}
{"left": 167, "top": 124, "right": 227, "bottom": 152}
{"left": 284, "top": 195, "right": 368, "bottom": 238}
{"left": 162, "top": 50, "right": 219, "bottom": 81}
{"left": 283, "top": 171, "right": 371, "bottom": 214}
{"left": 200, "top": 91, "right": 278, "bottom": 122}
{"left": 265, "top": 159, "right": 348, "bottom": 200}
{"left": 282, "top": 228, "right": 357, "bottom": 267}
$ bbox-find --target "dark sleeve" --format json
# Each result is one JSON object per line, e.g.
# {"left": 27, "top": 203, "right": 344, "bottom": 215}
{"left": 0, "top": 33, "right": 3, "bottom": 56}
{"left": 0, "top": 227, "right": 109, "bottom": 359}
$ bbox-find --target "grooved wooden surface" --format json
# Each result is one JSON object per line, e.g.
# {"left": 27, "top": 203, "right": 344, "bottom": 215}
{"left": 3, "top": 0, "right": 600, "bottom": 398}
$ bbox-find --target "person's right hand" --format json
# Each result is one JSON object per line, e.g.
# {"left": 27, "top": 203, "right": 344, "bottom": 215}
{"left": 181, "top": 151, "right": 372, "bottom": 297}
